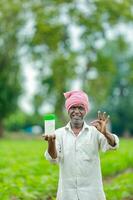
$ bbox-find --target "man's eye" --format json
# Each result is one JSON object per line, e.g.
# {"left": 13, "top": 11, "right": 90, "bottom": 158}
{"left": 79, "top": 107, "right": 84, "bottom": 110}
{"left": 70, "top": 106, "right": 84, "bottom": 111}
{"left": 71, "top": 107, "right": 75, "bottom": 110}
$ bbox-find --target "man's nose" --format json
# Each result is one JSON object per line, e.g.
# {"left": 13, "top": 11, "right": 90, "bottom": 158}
{"left": 74, "top": 108, "right": 80, "bottom": 113}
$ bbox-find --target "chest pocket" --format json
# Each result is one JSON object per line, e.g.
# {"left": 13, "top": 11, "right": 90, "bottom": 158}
{"left": 78, "top": 141, "right": 95, "bottom": 161}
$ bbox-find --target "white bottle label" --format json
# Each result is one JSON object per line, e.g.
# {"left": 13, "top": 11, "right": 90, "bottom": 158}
{"left": 44, "top": 120, "right": 55, "bottom": 135}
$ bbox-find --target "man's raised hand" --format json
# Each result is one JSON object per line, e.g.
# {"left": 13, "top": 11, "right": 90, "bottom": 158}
{"left": 91, "top": 111, "right": 110, "bottom": 135}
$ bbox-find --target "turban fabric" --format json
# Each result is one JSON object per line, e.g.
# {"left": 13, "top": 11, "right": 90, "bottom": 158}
{"left": 64, "top": 90, "right": 90, "bottom": 113}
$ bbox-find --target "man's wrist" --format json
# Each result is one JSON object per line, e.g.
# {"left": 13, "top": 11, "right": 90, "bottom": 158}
{"left": 105, "top": 131, "right": 116, "bottom": 146}
{"left": 104, "top": 131, "right": 110, "bottom": 137}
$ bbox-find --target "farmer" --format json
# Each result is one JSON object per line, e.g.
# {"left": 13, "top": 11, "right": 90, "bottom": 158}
{"left": 43, "top": 90, "right": 119, "bottom": 200}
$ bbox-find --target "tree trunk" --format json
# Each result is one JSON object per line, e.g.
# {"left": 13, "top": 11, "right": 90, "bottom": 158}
{"left": 0, "top": 120, "right": 4, "bottom": 138}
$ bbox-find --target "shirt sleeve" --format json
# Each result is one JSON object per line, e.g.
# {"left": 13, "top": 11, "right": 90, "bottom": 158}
{"left": 44, "top": 132, "right": 63, "bottom": 164}
{"left": 94, "top": 127, "right": 119, "bottom": 152}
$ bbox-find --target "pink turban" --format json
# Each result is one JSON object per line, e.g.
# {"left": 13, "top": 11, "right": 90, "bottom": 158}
{"left": 64, "top": 90, "right": 90, "bottom": 113}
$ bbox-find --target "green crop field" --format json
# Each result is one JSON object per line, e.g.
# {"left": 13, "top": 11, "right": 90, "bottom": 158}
{"left": 0, "top": 138, "right": 133, "bottom": 200}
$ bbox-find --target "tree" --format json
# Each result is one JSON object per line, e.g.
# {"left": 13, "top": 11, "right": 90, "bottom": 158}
{"left": 28, "top": 0, "right": 133, "bottom": 127}
{"left": 1, "top": 0, "right": 133, "bottom": 135}
{"left": 93, "top": 36, "right": 133, "bottom": 135}
{"left": 0, "top": 0, "right": 26, "bottom": 137}
{"left": 28, "top": 1, "right": 78, "bottom": 123}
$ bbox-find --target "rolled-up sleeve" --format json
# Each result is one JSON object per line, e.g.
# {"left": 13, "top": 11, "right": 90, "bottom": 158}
{"left": 44, "top": 132, "right": 63, "bottom": 164}
{"left": 45, "top": 150, "right": 58, "bottom": 163}
{"left": 99, "top": 134, "right": 119, "bottom": 152}
{"left": 94, "top": 127, "right": 119, "bottom": 152}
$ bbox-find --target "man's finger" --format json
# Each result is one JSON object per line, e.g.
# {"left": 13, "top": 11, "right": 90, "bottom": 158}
{"left": 98, "top": 111, "right": 102, "bottom": 120}
{"left": 91, "top": 122, "right": 97, "bottom": 127}
{"left": 106, "top": 115, "right": 110, "bottom": 123}
{"left": 91, "top": 122, "right": 98, "bottom": 126}
{"left": 103, "top": 112, "right": 106, "bottom": 121}
{"left": 48, "top": 135, "right": 52, "bottom": 141}
{"left": 51, "top": 135, "right": 55, "bottom": 142}
{"left": 43, "top": 135, "right": 48, "bottom": 141}
{"left": 91, "top": 122, "right": 101, "bottom": 130}
{"left": 91, "top": 119, "right": 102, "bottom": 124}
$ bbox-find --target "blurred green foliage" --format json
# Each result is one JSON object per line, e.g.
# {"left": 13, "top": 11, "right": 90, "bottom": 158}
{"left": 4, "top": 110, "right": 43, "bottom": 132}
{"left": 0, "top": 0, "right": 133, "bottom": 136}
{"left": 0, "top": 0, "right": 26, "bottom": 136}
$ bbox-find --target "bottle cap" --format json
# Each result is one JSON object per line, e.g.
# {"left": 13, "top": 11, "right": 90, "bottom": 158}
{"left": 43, "top": 114, "right": 56, "bottom": 120}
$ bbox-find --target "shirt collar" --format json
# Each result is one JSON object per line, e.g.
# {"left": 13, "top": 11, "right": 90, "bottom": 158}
{"left": 65, "top": 121, "right": 89, "bottom": 132}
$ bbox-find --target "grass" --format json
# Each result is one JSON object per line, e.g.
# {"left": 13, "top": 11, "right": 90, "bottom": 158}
{"left": 0, "top": 138, "right": 133, "bottom": 200}
{"left": 105, "top": 171, "right": 133, "bottom": 200}
{"left": 101, "top": 139, "right": 133, "bottom": 177}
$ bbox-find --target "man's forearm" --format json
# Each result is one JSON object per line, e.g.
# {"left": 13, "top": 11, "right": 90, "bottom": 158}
{"left": 48, "top": 141, "right": 57, "bottom": 159}
{"left": 105, "top": 131, "right": 116, "bottom": 146}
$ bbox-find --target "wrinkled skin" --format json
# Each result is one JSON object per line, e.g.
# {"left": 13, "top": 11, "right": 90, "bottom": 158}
{"left": 68, "top": 104, "right": 86, "bottom": 130}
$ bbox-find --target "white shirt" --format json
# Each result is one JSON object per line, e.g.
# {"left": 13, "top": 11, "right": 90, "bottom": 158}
{"left": 45, "top": 122, "right": 119, "bottom": 200}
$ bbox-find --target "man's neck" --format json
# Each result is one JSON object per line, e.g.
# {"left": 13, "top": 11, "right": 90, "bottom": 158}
{"left": 70, "top": 122, "right": 84, "bottom": 135}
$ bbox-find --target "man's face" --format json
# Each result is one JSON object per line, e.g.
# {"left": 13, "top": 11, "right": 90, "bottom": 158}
{"left": 68, "top": 104, "right": 86, "bottom": 126}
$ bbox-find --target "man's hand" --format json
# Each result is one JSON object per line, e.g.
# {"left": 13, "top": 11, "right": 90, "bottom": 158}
{"left": 42, "top": 134, "right": 56, "bottom": 143}
{"left": 91, "top": 111, "right": 110, "bottom": 136}
{"left": 91, "top": 111, "right": 116, "bottom": 146}
{"left": 42, "top": 134, "right": 57, "bottom": 159}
